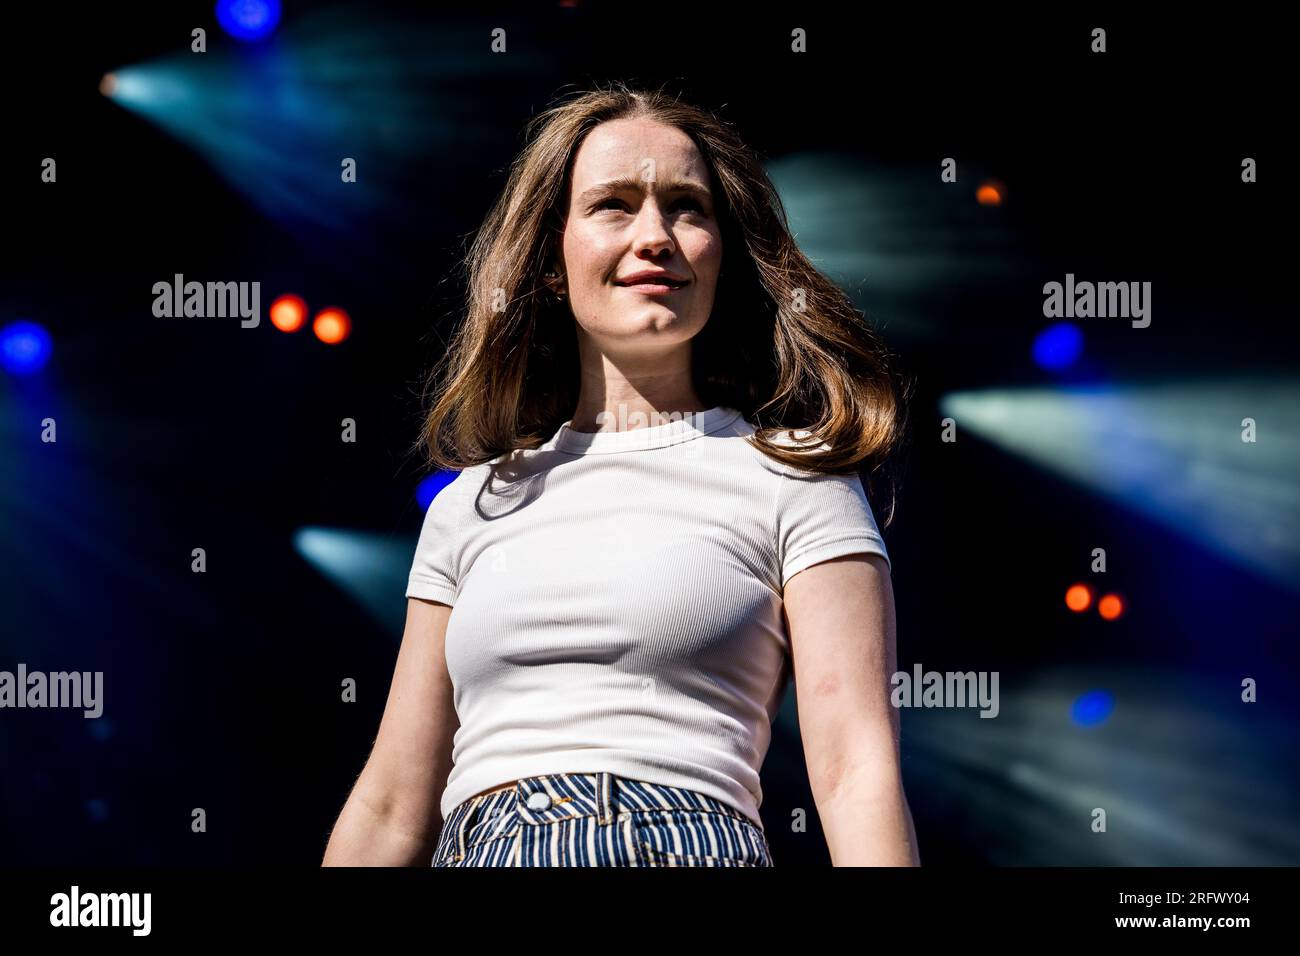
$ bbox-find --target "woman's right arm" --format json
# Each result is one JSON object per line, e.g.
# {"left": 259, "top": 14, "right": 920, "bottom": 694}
{"left": 322, "top": 597, "right": 458, "bottom": 866}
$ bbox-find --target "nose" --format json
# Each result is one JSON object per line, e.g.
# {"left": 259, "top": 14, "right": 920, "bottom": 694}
{"left": 630, "top": 200, "right": 676, "bottom": 260}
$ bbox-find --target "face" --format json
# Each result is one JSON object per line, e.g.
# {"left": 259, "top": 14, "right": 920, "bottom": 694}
{"left": 556, "top": 116, "right": 723, "bottom": 359}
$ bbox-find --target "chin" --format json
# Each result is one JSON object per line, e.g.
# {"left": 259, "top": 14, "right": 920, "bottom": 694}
{"left": 634, "top": 310, "right": 704, "bottom": 337}
{"left": 594, "top": 315, "right": 696, "bottom": 348}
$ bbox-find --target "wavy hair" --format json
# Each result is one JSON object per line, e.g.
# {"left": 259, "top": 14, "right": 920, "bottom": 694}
{"left": 417, "top": 81, "right": 908, "bottom": 524}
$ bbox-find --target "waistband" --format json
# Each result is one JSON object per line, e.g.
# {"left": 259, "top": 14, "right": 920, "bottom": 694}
{"left": 445, "top": 770, "right": 758, "bottom": 835}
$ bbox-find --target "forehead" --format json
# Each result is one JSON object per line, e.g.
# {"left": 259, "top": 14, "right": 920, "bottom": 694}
{"left": 569, "top": 117, "right": 707, "bottom": 186}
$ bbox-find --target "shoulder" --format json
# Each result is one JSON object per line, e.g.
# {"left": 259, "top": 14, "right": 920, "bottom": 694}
{"left": 419, "top": 461, "right": 492, "bottom": 525}
{"left": 764, "top": 427, "right": 835, "bottom": 469}
{"left": 731, "top": 421, "right": 846, "bottom": 482}
{"left": 714, "top": 423, "right": 876, "bottom": 532}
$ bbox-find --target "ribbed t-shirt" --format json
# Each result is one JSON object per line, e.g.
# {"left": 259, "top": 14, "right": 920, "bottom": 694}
{"left": 405, "top": 405, "right": 891, "bottom": 829}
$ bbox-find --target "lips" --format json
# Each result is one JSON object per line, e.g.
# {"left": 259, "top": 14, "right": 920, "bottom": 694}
{"left": 615, "top": 272, "right": 689, "bottom": 288}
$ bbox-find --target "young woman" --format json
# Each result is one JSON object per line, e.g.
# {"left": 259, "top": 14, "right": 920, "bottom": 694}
{"left": 323, "top": 82, "right": 919, "bottom": 867}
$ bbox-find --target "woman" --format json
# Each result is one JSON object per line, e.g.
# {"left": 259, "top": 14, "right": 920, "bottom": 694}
{"left": 323, "top": 82, "right": 919, "bottom": 867}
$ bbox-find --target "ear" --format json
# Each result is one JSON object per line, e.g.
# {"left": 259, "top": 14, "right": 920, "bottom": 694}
{"left": 542, "top": 266, "right": 567, "bottom": 298}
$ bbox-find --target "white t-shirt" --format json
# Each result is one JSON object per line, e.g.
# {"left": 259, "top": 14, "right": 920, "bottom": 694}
{"left": 406, "top": 405, "right": 890, "bottom": 828}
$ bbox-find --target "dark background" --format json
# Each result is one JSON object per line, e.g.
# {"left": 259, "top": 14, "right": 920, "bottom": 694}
{"left": 2, "top": 2, "right": 1295, "bottom": 866}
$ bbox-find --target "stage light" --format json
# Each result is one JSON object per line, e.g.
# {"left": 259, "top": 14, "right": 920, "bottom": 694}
{"left": 940, "top": 381, "right": 1300, "bottom": 594}
{"left": 101, "top": 13, "right": 571, "bottom": 240}
{"left": 99, "top": 72, "right": 117, "bottom": 96}
{"left": 1032, "top": 322, "right": 1084, "bottom": 371}
{"left": 0, "top": 320, "right": 53, "bottom": 375}
{"left": 908, "top": 667, "right": 1300, "bottom": 864}
{"left": 293, "top": 526, "right": 419, "bottom": 639}
{"left": 1098, "top": 593, "right": 1125, "bottom": 620}
{"left": 1065, "top": 583, "right": 1093, "bottom": 612}
{"left": 416, "top": 470, "right": 461, "bottom": 511}
{"left": 1071, "top": 689, "right": 1115, "bottom": 726}
{"left": 312, "top": 308, "right": 351, "bottom": 344}
{"left": 269, "top": 294, "right": 307, "bottom": 332}
{"left": 976, "top": 181, "right": 1004, "bottom": 206}
{"left": 765, "top": 156, "right": 1024, "bottom": 328}
{"left": 215, "top": 0, "right": 281, "bottom": 42}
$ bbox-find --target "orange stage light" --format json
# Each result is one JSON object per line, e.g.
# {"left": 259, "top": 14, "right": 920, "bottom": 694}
{"left": 1065, "top": 583, "right": 1093, "bottom": 612}
{"left": 313, "top": 307, "right": 352, "bottom": 345}
{"left": 269, "top": 294, "right": 307, "bottom": 333}
{"left": 976, "top": 181, "right": 1004, "bottom": 206}
{"left": 1098, "top": 593, "right": 1125, "bottom": 620}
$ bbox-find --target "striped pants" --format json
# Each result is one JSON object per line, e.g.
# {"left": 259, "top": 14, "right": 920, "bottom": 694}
{"left": 432, "top": 770, "right": 774, "bottom": 867}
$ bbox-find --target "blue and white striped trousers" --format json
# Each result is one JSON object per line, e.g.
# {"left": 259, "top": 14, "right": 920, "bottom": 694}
{"left": 432, "top": 770, "right": 774, "bottom": 867}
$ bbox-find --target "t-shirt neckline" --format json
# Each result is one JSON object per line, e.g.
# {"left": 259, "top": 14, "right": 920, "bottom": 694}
{"left": 552, "top": 406, "right": 743, "bottom": 455}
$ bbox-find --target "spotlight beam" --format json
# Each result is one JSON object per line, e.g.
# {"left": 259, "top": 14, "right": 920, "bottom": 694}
{"left": 940, "top": 380, "right": 1300, "bottom": 593}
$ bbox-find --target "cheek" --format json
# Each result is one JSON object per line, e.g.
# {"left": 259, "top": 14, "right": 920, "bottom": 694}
{"left": 564, "top": 225, "right": 620, "bottom": 283}
{"left": 687, "top": 233, "right": 724, "bottom": 282}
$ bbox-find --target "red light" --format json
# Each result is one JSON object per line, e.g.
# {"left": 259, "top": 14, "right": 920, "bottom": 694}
{"left": 1098, "top": 594, "right": 1125, "bottom": 621}
{"left": 1065, "top": 583, "right": 1093, "bottom": 612}
{"left": 313, "top": 307, "right": 351, "bottom": 345}
{"left": 977, "top": 181, "right": 1004, "bottom": 206}
{"left": 270, "top": 294, "right": 307, "bottom": 333}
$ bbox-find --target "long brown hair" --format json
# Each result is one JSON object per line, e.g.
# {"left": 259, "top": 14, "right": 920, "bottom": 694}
{"left": 416, "top": 81, "right": 908, "bottom": 524}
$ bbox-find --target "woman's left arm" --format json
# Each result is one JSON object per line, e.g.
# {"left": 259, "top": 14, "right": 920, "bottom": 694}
{"left": 782, "top": 552, "right": 920, "bottom": 866}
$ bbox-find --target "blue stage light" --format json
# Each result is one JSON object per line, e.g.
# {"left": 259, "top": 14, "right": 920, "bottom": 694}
{"left": 1032, "top": 322, "right": 1083, "bottom": 371}
{"left": 1072, "top": 689, "right": 1116, "bottom": 726}
{"left": 0, "top": 320, "right": 53, "bottom": 375}
{"left": 293, "top": 526, "right": 426, "bottom": 638}
{"left": 940, "top": 381, "right": 1300, "bottom": 593}
{"left": 416, "top": 470, "right": 460, "bottom": 511}
{"left": 215, "top": 0, "right": 281, "bottom": 42}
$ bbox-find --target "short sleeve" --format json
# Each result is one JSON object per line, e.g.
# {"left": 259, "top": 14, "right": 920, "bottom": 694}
{"left": 775, "top": 468, "right": 890, "bottom": 588}
{"left": 405, "top": 474, "right": 466, "bottom": 605}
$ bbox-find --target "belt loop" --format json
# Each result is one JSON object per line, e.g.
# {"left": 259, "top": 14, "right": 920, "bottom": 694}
{"left": 596, "top": 771, "right": 614, "bottom": 826}
{"left": 454, "top": 799, "right": 475, "bottom": 861}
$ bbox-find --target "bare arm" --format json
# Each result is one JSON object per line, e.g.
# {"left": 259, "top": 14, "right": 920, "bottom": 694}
{"left": 322, "top": 597, "right": 459, "bottom": 866}
{"left": 783, "top": 553, "right": 920, "bottom": 866}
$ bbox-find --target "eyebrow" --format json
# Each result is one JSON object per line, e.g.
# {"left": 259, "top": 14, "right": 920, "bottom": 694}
{"left": 576, "top": 176, "right": 713, "bottom": 207}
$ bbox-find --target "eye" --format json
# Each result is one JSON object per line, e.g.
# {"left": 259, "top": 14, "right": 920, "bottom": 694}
{"left": 591, "top": 196, "right": 706, "bottom": 215}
